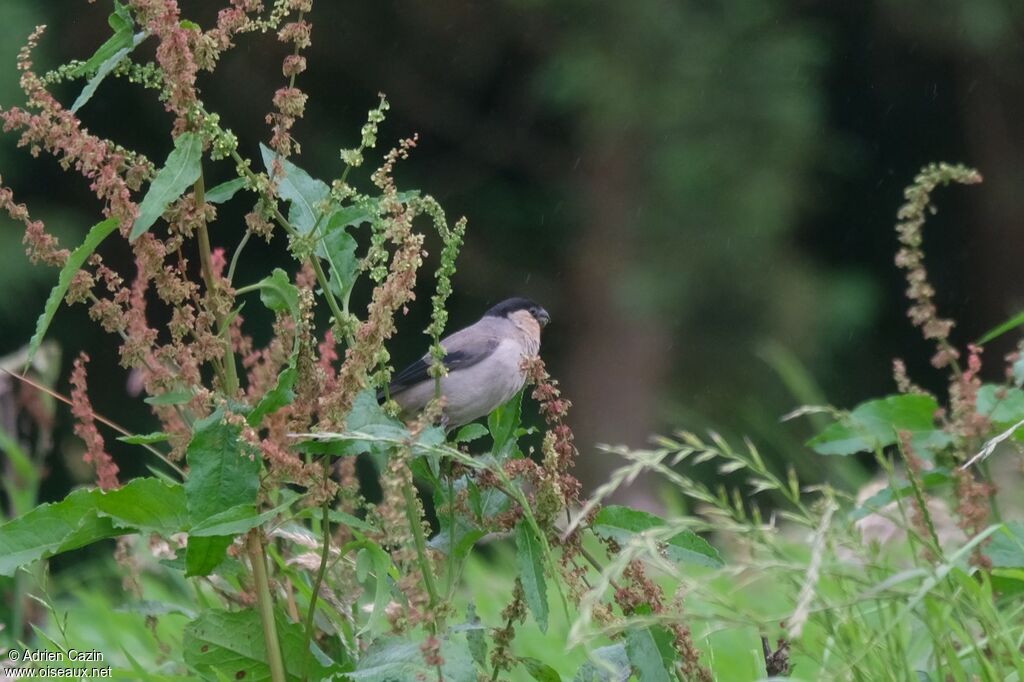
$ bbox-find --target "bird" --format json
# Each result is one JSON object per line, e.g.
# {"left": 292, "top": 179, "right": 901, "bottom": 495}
{"left": 380, "top": 297, "right": 550, "bottom": 428}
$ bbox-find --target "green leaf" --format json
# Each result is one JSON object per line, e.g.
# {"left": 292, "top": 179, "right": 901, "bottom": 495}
{"left": 976, "top": 384, "right": 1024, "bottom": 424}
{"left": 248, "top": 367, "right": 297, "bottom": 427}
{"left": 986, "top": 522, "right": 1024, "bottom": 568}
{"left": 259, "top": 143, "right": 330, "bottom": 235}
{"left": 71, "top": 30, "right": 147, "bottom": 113}
{"left": 190, "top": 493, "right": 298, "bottom": 537}
{"left": 27, "top": 217, "right": 119, "bottom": 367}
{"left": 299, "top": 389, "right": 408, "bottom": 457}
{"left": 352, "top": 539, "right": 394, "bottom": 637}
{"left": 255, "top": 268, "right": 300, "bottom": 316}
{"left": 515, "top": 521, "right": 549, "bottom": 633}
{"left": 625, "top": 627, "right": 674, "bottom": 682}
{"left": 465, "top": 603, "right": 488, "bottom": 669}
{"left": 185, "top": 536, "right": 234, "bottom": 578}
{"left": 204, "top": 177, "right": 248, "bottom": 204}
{"left": 144, "top": 389, "right": 194, "bottom": 406}
{"left": 592, "top": 505, "right": 724, "bottom": 568}
{"left": 184, "top": 609, "right": 337, "bottom": 681}
{"left": 0, "top": 488, "right": 120, "bottom": 576}
{"left": 573, "top": 644, "right": 629, "bottom": 682}
{"left": 806, "top": 394, "right": 949, "bottom": 457}
{"left": 247, "top": 268, "right": 301, "bottom": 426}
{"left": 117, "top": 431, "right": 170, "bottom": 445}
{"left": 349, "top": 636, "right": 476, "bottom": 681}
{"left": 71, "top": 2, "right": 134, "bottom": 76}
{"left": 488, "top": 389, "right": 524, "bottom": 457}
{"left": 318, "top": 210, "right": 360, "bottom": 297}
{"left": 94, "top": 478, "right": 188, "bottom": 535}
{"left": 184, "top": 411, "right": 261, "bottom": 576}
{"left": 976, "top": 309, "right": 1024, "bottom": 346}
{"left": 0, "top": 428, "right": 39, "bottom": 517}
{"left": 848, "top": 469, "right": 952, "bottom": 521}
{"left": 454, "top": 423, "right": 489, "bottom": 444}
{"left": 130, "top": 132, "right": 204, "bottom": 242}
{"left": 522, "top": 657, "right": 563, "bottom": 681}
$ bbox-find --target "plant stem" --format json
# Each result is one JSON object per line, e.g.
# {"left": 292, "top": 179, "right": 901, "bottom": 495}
{"left": 194, "top": 169, "right": 239, "bottom": 395}
{"left": 248, "top": 532, "right": 287, "bottom": 682}
{"left": 196, "top": 165, "right": 283, "bottom": 682}
{"left": 402, "top": 477, "right": 440, "bottom": 607}
{"left": 302, "top": 466, "right": 332, "bottom": 681}
{"left": 227, "top": 229, "right": 251, "bottom": 284}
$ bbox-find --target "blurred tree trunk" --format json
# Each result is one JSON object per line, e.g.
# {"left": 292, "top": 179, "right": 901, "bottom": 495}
{"left": 960, "top": 64, "right": 1024, "bottom": 341}
{"left": 565, "top": 141, "right": 669, "bottom": 511}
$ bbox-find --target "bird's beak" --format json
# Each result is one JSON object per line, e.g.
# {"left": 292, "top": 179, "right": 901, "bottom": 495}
{"left": 536, "top": 307, "right": 550, "bottom": 328}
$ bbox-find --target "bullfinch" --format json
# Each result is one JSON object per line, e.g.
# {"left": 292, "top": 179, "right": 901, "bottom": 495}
{"left": 381, "top": 297, "right": 550, "bottom": 428}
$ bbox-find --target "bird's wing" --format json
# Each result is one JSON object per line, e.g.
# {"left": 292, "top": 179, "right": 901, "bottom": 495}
{"left": 382, "top": 318, "right": 507, "bottom": 397}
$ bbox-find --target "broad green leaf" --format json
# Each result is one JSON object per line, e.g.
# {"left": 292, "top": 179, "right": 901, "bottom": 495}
{"left": 625, "top": 627, "right": 674, "bottom": 682}
{"left": 185, "top": 536, "right": 233, "bottom": 578}
{"left": 466, "top": 603, "right": 488, "bottom": 669}
{"left": 522, "top": 657, "right": 562, "bottom": 681}
{"left": 184, "top": 411, "right": 260, "bottom": 576}
{"left": 488, "top": 389, "right": 524, "bottom": 458}
{"left": 27, "top": 217, "right": 119, "bottom": 367}
{"left": 130, "top": 132, "right": 204, "bottom": 242}
{"left": 986, "top": 522, "right": 1024, "bottom": 568}
{"left": 144, "top": 389, "right": 194, "bottom": 406}
{"left": 94, "top": 477, "right": 187, "bottom": 535}
{"left": 592, "top": 505, "right": 724, "bottom": 568}
{"left": 248, "top": 367, "right": 297, "bottom": 427}
{"left": 204, "top": 177, "right": 248, "bottom": 204}
{"left": 848, "top": 469, "right": 952, "bottom": 521}
{"left": 71, "top": 30, "right": 147, "bottom": 113}
{"left": 190, "top": 493, "right": 298, "bottom": 537}
{"left": 117, "top": 431, "right": 170, "bottom": 445}
{"left": 259, "top": 143, "right": 329, "bottom": 235}
{"left": 976, "top": 384, "right": 1024, "bottom": 424}
{"left": 255, "top": 268, "right": 300, "bottom": 316}
{"left": 454, "top": 423, "right": 489, "bottom": 444}
{"left": 0, "top": 488, "right": 120, "bottom": 576}
{"left": 247, "top": 269, "right": 301, "bottom": 426}
{"left": 348, "top": 635, "right": 476, "bottom": 681}
{"left": 297, "top": 389, "right": 408, "bottom": 457}
{"left": 573, "top": 644, "right": 630, "bottom": 682}
{"left": 515, "top": 522, "right": 549, "bottom": 633}
{"left": 184, "top": 608, "right": 337, "bottom": 681}
{"left": 351, "top": 539, "right": 394, "bottom": 637}
{"left": 184, "top": 410, "right": 262, "bottom": 520}
{"left": 806, "top": 394, "right": 949, "bottom": 457}
{"left": 318, "top": 210, "right": 360, "bottom": 298}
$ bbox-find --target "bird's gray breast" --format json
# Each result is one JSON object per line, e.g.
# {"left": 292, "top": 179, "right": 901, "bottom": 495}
{"left": 394, "top": 336, "right": 528, "bottom": 426}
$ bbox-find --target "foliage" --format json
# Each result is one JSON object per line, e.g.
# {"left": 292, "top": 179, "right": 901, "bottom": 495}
{"left": 0, "top": 3, "right": 1021, "bottom": 682}
{"left": 0, "top": 2, "right": 723, "bottom": 680}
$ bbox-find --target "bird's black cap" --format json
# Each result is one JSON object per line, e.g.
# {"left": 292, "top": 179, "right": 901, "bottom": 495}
{"left": 484, "top": 297, "right": 550, "bottom": 325}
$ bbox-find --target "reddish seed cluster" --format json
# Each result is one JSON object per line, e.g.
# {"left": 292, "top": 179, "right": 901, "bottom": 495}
{"left": 947, "top": 344, "right": 991, "bottom": 442}
{"left": 613, "top": 560, "right": 711, "bottom": 682}
{"left": 198, "top": 0, "right": 265, "bottom": 70}
{"left": 70, "top": 353, "right": 120, "bottom": 490}
{"left": 1, "top": 28, "right": 144, "bottom": 238}
{"left": 0, "top": 181, "right": 68, "bottom": 267}
{"left": 267, "top": 2, "right": 314, "bottom": 157}
{"left": 130, "top": 0, "right": 199, "bottom": 133}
